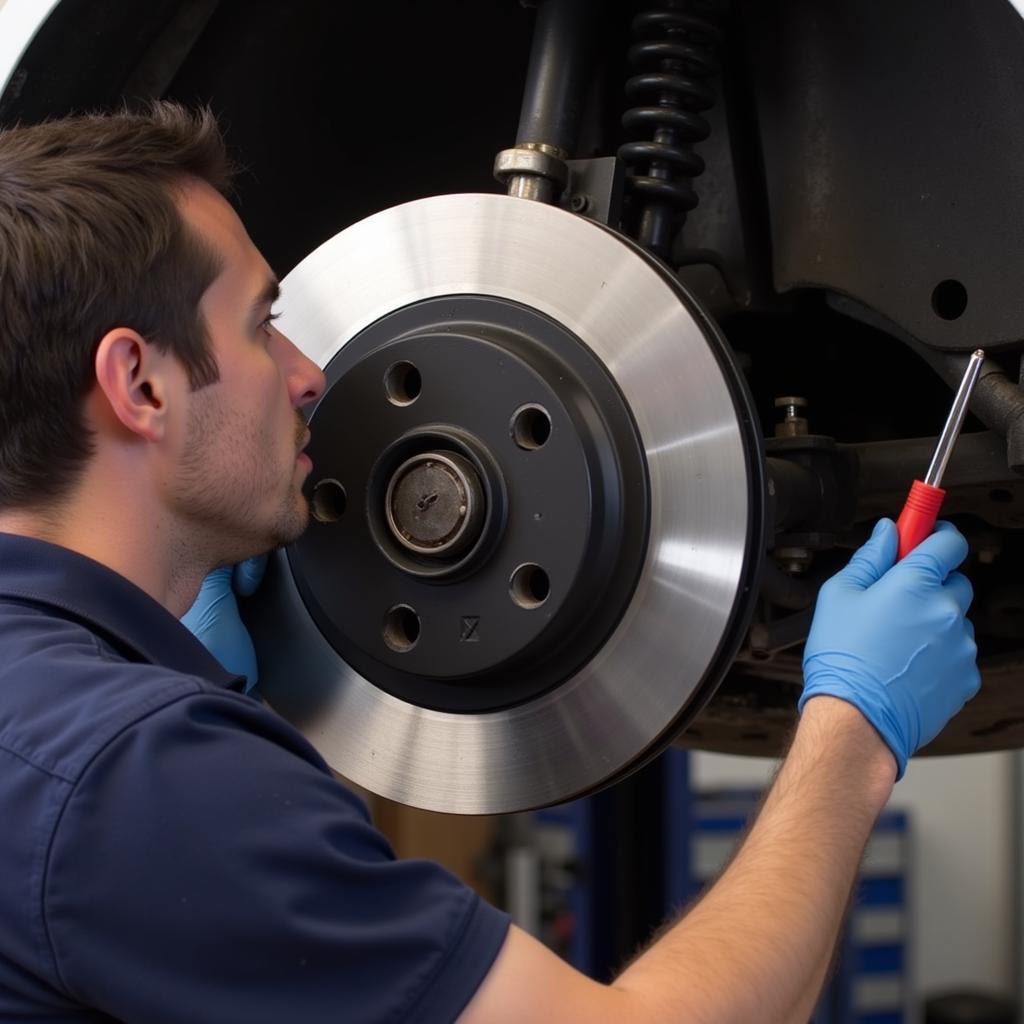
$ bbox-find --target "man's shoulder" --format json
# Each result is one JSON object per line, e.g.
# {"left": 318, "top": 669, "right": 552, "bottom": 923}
{"left": 0, "top": 594, "right": 239, "bottom": 784}
{"left": 0, "top": 586, "right": 509, "bottom": 1024}
{"left": 40, "top": 669, "right": 508, "bottom": 1024}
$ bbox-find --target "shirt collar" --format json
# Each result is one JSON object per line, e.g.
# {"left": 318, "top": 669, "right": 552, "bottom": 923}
{"left": 0, "top": 532, "right": 245, "bottom": 691}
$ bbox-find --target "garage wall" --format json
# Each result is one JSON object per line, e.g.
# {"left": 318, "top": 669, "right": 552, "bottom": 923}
{"left": 691, "top": 748, "right": 1016, "bottom": 1004}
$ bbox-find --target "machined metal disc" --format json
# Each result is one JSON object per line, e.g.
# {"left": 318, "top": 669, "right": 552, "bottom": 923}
{"left": 249, "top": 194, "right": 763, "bottom": 813}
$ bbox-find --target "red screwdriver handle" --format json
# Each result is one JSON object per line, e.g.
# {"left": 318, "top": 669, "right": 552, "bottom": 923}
{"left": 896, "top": 479, "right": 946, "bottom": 559}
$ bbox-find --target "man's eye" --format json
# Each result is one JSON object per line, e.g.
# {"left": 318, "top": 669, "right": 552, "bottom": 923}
{"left": 260, "top": 311, "right": 282, "bottom": 334}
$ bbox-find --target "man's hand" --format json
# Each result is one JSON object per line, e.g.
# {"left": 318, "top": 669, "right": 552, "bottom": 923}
{"left": 180, "top": 557, "right": 267, "bottom": 692}
{"left": 800, "top": 517, "right": 979, "bottom": 777}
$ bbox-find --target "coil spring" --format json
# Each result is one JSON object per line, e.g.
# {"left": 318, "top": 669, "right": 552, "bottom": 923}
{"left": 618, "top": 6, "right": 722, "bottom": 257}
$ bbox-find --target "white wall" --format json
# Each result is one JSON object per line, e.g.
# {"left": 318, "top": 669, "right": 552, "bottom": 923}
{"left": 692, "top": 749, "right": 1016, "bottom": 999}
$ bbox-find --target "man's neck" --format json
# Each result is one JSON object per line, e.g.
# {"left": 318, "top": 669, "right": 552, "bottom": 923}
{"left": 0, "top": 477, "right": 205, "bottom": 617}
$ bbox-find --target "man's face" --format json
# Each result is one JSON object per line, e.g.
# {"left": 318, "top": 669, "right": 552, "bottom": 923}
{"left": 171, "top": 181, "right": 325, "bottom": 562}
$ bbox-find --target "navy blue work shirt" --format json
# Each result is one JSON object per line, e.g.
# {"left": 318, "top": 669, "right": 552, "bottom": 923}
{"left": 0, "top": 533, "right": 509, "bottom": 1023}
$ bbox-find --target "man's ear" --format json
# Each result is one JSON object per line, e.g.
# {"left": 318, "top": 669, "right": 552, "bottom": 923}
{"left": 92, "top": 328, "right": 180, "bottom": 442}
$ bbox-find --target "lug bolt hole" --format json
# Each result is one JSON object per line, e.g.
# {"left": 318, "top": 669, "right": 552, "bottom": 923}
{"left": 931, "top": 279, "right": 968, "bottom": 321}
{"left": 511, "top": 404, "right": 552, "bottom": 450}
{"left": 384, "top": 361, "right": 422, "bottom": 406}
{"left": 311, "top": 479, "right": 347, "bottom": 523}
{"left": 509, "top": 563, "right": 550, "bottom": 609}
{"left": 383, "top": 604, "right": 420, "bottom": 652}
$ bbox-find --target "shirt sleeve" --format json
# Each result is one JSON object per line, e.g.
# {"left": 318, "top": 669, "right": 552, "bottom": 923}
{"left": 43, "top": 689, "right": 510, "bottom": 1024}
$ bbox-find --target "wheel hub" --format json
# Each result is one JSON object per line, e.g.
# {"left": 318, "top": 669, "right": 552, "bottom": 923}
{"left": 288, "top": 294, "right": 649, "bottom": 708}
{"left": 385, "top": 452, "right": 481, "bottom": 557}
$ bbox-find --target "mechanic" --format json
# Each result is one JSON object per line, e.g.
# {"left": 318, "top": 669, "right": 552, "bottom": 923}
{"left": 0, "top": 103, "right": 978, "bottom": 1024}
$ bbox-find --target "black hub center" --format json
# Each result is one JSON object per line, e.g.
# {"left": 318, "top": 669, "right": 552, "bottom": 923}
{"left": 289, "top": 295, "right": 650, "bottom": 713}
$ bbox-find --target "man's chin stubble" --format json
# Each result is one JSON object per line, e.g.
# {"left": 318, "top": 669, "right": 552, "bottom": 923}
{"left": 270, "top": 496, "right": 310, "bottom": 550}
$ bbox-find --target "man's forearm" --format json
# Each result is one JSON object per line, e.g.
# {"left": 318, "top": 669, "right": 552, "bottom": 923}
{"left": 613, "top": 696, "right": 895, "bottom": 1024}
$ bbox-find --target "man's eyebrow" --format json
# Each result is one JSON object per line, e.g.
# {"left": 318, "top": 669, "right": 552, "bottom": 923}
{"left": 250, "top": 278, "right": 281, "bottom": 313}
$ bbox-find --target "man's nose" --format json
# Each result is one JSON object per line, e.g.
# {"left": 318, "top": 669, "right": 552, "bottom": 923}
{"left": 278, "top": 330, "right": 326, "bottom": 407}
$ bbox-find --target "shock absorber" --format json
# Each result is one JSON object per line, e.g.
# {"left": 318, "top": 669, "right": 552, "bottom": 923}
{"left": 618, "top": 3, "right": 722, "bottom": 259}
{"left": 494, "top": 0, "right": 597, "bottom": 205}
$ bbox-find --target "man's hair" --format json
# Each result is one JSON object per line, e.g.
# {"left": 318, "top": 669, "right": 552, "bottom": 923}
{"left": 0, "top": 102, "right": 234, "bottom": 510}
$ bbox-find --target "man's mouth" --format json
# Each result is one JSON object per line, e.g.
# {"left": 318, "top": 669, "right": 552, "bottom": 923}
{"left": 296, "top": 423, "right": 313, "bottom": 469}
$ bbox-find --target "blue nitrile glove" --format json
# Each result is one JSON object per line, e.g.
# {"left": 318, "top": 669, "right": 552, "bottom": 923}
{"left": 180, "top": 556, "right": 268, "bottom": 693}
{"left": 798, "top": 518, "right": 979, "bottom": 779}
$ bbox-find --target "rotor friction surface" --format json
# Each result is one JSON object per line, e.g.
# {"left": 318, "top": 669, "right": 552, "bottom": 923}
{"left": 251, "top": 194, "right": 756, "bottom": 813}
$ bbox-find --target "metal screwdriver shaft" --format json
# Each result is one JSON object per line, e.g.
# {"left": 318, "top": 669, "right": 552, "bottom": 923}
{"left": 896, "top": 349, "right": 985, "bottom": 559}
{"left": 923, "top": 349, "right": 985, "bottom": 487}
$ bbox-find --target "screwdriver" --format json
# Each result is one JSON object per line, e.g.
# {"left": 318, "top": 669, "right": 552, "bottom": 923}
{"left": 896, "top": 349, "right": 985, "bottom": 559}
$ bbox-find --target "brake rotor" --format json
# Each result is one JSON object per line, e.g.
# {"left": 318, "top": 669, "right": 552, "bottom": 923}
{"left": 248, "top": 193, "right": 765, "bottom": 813}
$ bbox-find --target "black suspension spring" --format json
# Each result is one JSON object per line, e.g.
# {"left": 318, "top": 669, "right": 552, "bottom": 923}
{"left": 618, "top": 5, "right": 722, "bottom": 259}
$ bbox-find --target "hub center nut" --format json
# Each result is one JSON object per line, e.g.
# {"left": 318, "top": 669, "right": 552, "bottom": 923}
{"left": 384, "top": 451, "right": 485, "bottom": 558}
